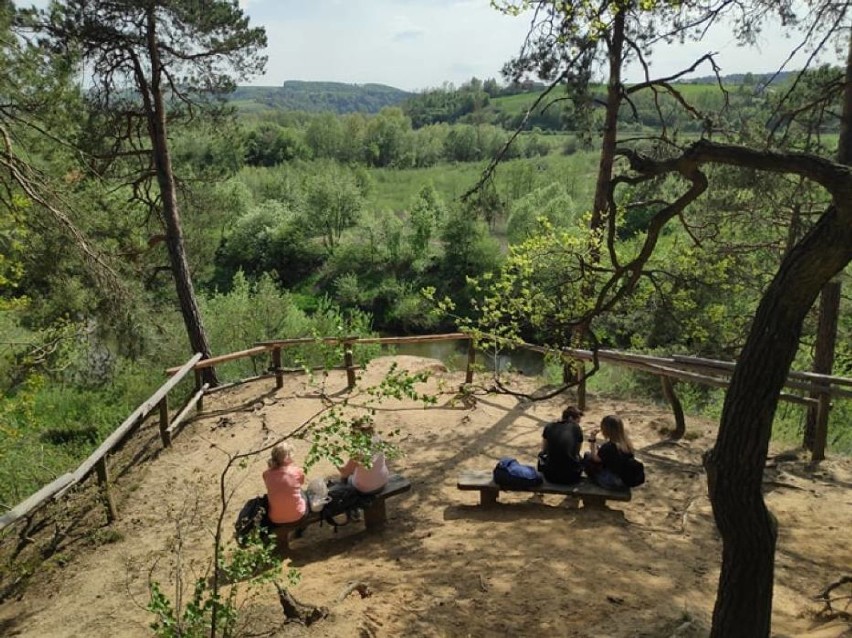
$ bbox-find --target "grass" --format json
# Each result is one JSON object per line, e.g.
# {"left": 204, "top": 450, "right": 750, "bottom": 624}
{"left": 366, "top": 151, "right": 600, "bottom": 212}
{"left": 583, "top": 365, "right": 852, "bottom": 455}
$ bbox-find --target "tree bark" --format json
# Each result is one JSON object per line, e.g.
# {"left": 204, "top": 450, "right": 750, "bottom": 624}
{"left": 705, "top": 202, "right": 852, "bottom": 637}
{"left": 591, "top": 8, "right": 625, "bottom": 234}
{"left": 143, "top": 8, "right": 218, "bottom": 386}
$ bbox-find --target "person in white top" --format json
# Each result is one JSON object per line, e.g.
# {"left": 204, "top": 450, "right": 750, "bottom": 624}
{"left": 337, "top": 420, "right": 389, "bottom": 495}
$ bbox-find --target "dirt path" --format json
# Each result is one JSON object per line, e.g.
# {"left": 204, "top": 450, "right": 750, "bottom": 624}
{"left": 1, "top": 356, "right": 850, "bottom": 637}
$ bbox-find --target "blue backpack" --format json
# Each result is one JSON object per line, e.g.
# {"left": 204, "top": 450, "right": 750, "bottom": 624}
{"left": 493, "top": 457, "right": 543, "bottom": 489}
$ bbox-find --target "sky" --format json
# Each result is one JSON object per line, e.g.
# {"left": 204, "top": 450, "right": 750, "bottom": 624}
{"left": 236, "top": 0, "right": 840, "bottom": 92}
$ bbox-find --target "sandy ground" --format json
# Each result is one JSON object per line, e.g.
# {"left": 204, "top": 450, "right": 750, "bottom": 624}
{"left": 1, "top": 355, "right": 850, "bottom": 638}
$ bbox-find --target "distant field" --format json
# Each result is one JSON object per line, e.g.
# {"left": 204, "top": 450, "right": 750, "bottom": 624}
{"left": 491, "top": 82, "right": 739, "bottom": 116}
{"left": 490, "top": 91, "right": 552, "bottom": 115}
{"left": 367, "top": 150, "right": 600, "bottom": 212}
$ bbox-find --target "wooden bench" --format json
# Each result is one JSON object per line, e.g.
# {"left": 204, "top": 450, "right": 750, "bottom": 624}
{"left": 270, "top": 473, "right": 411, "bottom": 551}
{"left": 457, "top": 470, "right": 631, "bottom": 508}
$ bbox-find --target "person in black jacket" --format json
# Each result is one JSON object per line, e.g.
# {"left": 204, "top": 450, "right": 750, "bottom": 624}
{"left": 538, "top": 406, "right": 584, "bottom": 485}
{"left": 583, "top": 414, "right": 635, "bottom": 490}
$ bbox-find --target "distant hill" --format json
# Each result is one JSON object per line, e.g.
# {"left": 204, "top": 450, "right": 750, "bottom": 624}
{"left": 677, "top": 71, "right": 794, "bottom": 86}
{"left": 231, "top": 81, "right": 412, "bottom": 114}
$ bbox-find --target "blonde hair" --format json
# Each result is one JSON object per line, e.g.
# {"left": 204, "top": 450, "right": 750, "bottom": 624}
{"left": 352, "top": 416, "right": 374, "bottom": 435}
{"left": 269, "top": 443, "right": 293, "bottom": 468}
{"left": 601, "top": 415, "right": 634, "bottom": 455}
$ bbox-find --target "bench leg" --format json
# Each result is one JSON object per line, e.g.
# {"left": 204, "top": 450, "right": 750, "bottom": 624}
{"left": 581, "top": 496, "right": 606, "bottom": 509}
{"left": 480, "top": 489, "right": 498, "bottom": 507}
{"left": 364, "top": 500, "right": 387, "bottom": 530}
{"left": 272, "top": 526, "right": 290, "bottom": 552}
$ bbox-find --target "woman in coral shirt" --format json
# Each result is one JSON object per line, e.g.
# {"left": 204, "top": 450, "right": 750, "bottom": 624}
{"left": 263, "top": 443, "right": 308, "bottom": 524}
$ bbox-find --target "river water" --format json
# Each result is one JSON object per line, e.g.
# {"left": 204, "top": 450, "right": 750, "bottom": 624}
{"left": 381, "top": 340, "right": 546, "bottom": 376}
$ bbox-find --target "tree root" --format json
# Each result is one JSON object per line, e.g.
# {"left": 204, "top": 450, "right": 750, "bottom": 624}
{"left": 814, "top": 575, "right": 852, "bottom": 620}
{"left": 275, "top": 583, "right": 329, "bottom": 626}
{"left": 275, "top": 580, "right": 373, "bottom": 626}
{"left": 336, "top": 580, "right": 372, "bottom": 603}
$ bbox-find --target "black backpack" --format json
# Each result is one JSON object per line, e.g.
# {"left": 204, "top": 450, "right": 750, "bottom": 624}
{"left": 493, "top": 457, "right": 543, "bottom": 489}
{"left": 235, "top": 495, "right": 269, "bottom": 546}
{"left": 320, "top": 482, "right": 375, "bottom": 532}
{"left": 620, "top": 456, "right": 646, "bottom": 488}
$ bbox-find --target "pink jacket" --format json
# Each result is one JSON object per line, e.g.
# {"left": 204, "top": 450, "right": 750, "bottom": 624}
{"left": 263, "top": 462, "right": 306, "bottom": 524}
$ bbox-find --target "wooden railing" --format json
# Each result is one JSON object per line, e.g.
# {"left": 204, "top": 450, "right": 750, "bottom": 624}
{"left": 4, "top": 332, "right": 850, "bottom": 532}
{"left": 0, "top": 354, "right": 205, "bottom": 532}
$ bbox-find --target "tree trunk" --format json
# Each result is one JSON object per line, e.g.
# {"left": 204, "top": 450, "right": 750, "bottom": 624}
{"left": 144, "top": 9, "right": 217, "bottom": 386}
{"left": 573, "top": 8, "right": 625, "bottom": 353}
{"left": 705, "top": 202, "right": 852, "bottom": 636}
{"left": 803, "top": 279, "right": 840, "bottom": 452}
{"left": 804, "top": 37, "right": 851, "bottom": 452}
{"left": 590, "top": 8, "right": 625, "bottom": 234}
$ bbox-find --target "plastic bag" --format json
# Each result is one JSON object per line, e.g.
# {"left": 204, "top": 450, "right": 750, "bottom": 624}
{"left": 306, "top": 478, "right": 330, "bottom": 512}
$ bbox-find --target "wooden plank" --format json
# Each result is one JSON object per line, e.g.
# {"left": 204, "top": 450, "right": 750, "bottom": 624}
{"left": 457, "top": 470, "right": 631, "bottom": 502}
{"left": 258, "top": 333, "right": 469, "bottom": 348}
{"left": 158, "top": 396, "right": 170, "bottom": 448}
{"left": 166, "top": 383, "right": 209, "bottom": 437}
{"left": 72, "top": 353, "right": 203, "bottom": 483}
{"left": 673, "top": 354, "right": 852, "bottom": 389}
{"left": 0, "top": 473, "right": 75, "bottom": 531}
{"left": 355, "top": 333, "right": 468, "bottom": 346}
{"left": 95, "top": 458, "right": 117, "bottom": 523}
{"left": 166, "top": 347, "right": 266, "bottom": 374}
{"left": 268, "top": 474, "right": 411, "bottom": 547}
{"left": 256, "top": 337, "right": 347, "bottom": 348}
{"left": 375, "top": 473, "right": 411, "bottom": 499}
{"left": 203, "top": 373, "right": 278, "bottom": 394}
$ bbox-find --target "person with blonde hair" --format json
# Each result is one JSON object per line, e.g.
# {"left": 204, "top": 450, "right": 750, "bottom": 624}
{"left": 584, "top": 414, "right": 636, "bottom": 490}
{"left": 263, "top": 442, "right": 308, "bottom": 524}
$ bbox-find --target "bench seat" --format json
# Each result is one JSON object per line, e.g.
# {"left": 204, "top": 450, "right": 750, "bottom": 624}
{"left": 270, "top": 473, "right": 411, "bottom": 550}
{"left": 457, "top": 470, "right": 630, "bottom": 508}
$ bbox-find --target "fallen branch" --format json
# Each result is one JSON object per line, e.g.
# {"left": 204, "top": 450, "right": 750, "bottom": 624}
{"left": 276, "top": 583, "right": 329, "bottom": 626}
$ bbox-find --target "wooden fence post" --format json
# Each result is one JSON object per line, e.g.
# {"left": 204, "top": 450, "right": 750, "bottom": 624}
{"left": 344, "top": 341, "right": 356, "bottom": 389}
{"left": 194, "top": 368, "right": 204, "bottom": 412}
{"left": 272, "top": 347, "right": 284, "bottom": 389}
{"left": 811, "top": 389, "right": 832, "bottom": 462}
{"left": 95, "top": 458, "right": 118, "bottom": 523}
{"left": 660, "top": 375, "right": 686, "bottom": 440}
{"left": 465, "top": 339, "right": 476, "bottom": 384}
{"left": 158, "top": 396, "right": 171, "bottom": 448}
{"left": 577, "top": 361, "right": 587, "bottom": 411}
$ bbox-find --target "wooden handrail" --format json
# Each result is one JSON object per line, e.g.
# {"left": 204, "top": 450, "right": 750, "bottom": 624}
{"left": 0, "top": 353, "right": 203, "bottom": 531}
{"left": 165, "top": 347, "right": 266, "bottom": 375}
{"left": 0, "top": 473, "right": 75, "bottom": 530}
{"left": 70, "top": 353, "right": 203, "bottom": 484}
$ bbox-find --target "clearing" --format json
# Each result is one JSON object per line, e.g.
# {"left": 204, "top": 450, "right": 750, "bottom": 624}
{"left": 0, "top": 356, "right": 850, "bottom": 637}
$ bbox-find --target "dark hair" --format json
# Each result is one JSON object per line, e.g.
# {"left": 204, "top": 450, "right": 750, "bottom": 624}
{"left": 562, "top": 406, "right": 583, "bottom": 421}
